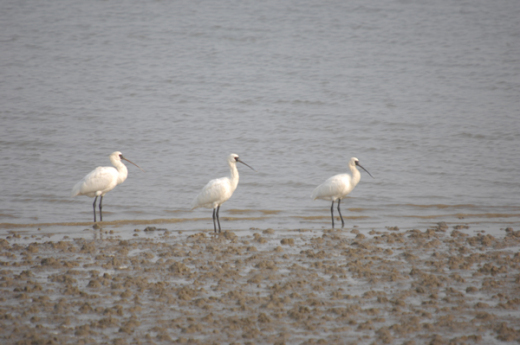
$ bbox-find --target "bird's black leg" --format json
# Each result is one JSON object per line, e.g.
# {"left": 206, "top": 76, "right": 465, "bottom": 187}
{"left": 337, "top": 198, "right": 345, "bottom": 228}
{"left": 99, "top": 196, "right": 103, "bottom": 222}
{"left": 216, "top": 205, "right": 222, "bottom": 233}
{"left": 212, "top": 208, "right": 217, "bottom": 233}
{"left": 92, "top": 196, "right": 98, "bottom": 223}
{"left": 330, "top": 201, "right": 335, "bottom": 229}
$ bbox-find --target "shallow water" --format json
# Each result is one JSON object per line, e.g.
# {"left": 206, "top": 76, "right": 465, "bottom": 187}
{"left": 1, "top": 0, "right": 520, "bottom": 236}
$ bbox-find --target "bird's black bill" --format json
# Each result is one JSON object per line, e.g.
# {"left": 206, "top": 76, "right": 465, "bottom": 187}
{"left": 121, "top": 156, "right": 145, "bottom": 172}
{"left": 237, "top": 159, "right": 256, "bottom": 172}
{"left": 358, "top": 164, "right": 373, "bottom": 178}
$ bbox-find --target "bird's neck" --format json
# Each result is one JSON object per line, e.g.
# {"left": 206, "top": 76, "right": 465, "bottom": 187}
{"left": 350, "top": 166, "right": 361, "bottom": 186}
{"left": 229, "top": 162, "right": 240, "bottom": 189}
{"left": 114, "top": 162, "right": 129, "bottom": 185}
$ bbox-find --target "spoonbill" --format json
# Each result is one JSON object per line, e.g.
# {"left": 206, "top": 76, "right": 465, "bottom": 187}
{"left": 311, "top": 157, "right": 373, "bottom": 228}
{"left": 71, "top": 151, "right": 143, "bottom": 222}
{"left": 191, "top": 153, "right": 255, "bottom": 233}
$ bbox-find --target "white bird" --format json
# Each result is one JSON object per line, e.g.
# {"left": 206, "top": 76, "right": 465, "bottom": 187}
{"left": 71, "top": 151, "right": 143, "bottom": 222}
{"left": 311, "top": 157, "right": 373, "bottom": 228}
{"left": 191, "top": 153, "right": 255, "bottom": 233}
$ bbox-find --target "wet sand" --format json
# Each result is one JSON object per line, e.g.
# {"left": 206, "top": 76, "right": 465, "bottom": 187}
{"left": 1, "top": 224, "right": 520, "bottom": 345}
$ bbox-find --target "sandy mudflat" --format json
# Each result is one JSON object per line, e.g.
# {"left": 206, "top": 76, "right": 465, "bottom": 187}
{"left": 1, "top": 224, "right": 520, "bottom": 345}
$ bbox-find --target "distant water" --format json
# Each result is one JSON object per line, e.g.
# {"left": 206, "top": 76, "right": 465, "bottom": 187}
{"left": 1, "top": 0, "right": 519, "bottom": 237}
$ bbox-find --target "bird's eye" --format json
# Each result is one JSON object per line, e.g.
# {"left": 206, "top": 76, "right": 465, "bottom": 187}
{"left": 235, "top": 157, "right": 239, "bottom": 161}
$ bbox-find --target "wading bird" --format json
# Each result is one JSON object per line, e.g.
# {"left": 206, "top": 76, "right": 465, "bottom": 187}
{"left": 191, "top": 153, "right": 255, "bottom": 233}
{"left": 71, "top": 151, "right": 143, "bottom": 222}
{"left": 311, "top": 157, "right": 373, "bottom": 228}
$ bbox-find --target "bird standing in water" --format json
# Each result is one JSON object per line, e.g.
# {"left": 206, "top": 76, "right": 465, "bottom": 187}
{"left": 71, "top": 151, "right": 143, "bottom": 222}
{"left": 192, "top": 153, "right": 255, "bottom": 233}
{"left": 311, "top": 157, "right": 373, "bottom": 228}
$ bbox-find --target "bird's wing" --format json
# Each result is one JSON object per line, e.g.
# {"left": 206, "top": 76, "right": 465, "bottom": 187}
{"left": 71, "top": 166, "right": 118, "bottom": 197}
{"left": 191, "top": 177, "right": 230, "bottom": 209}
{"left": 311, "top": 174, "right": 349, "bottom": 200}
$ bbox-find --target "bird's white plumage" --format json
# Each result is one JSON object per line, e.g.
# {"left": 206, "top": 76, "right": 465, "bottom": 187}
{"left": 191, "top": 177, "right": 236, "bottom": 209}
{"left": 71, "top": 151, "right": 128, "bottom": 198}
{"left": 311, "top": 157, "right": 363, "bottom": 201}
{"left": 191, "top": 153, "right": 254, "bottom": 233}
{"left": 71, "top": 151, "right": 142, "bottom": 222}
{"left": 311, "top": 173, "right": 355, "bottom": 201}
{"left": 71, "top": 166, "right": 120, "bottom": 198}
{"left": 191, "top": 154, "right": 240, "bottom": 210}
{"left": 311, "top": 157, "right": 371, "bottom": 228}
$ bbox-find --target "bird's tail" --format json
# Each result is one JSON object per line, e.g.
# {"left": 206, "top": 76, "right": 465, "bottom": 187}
{"left": 310, "top": 187, "right": 319, "bottom": 200}
{"left": 71, "top": 181, "right": 82, "bottom": 197}
{"left": 190, "top": 197, "right": 199, "bottom": 210}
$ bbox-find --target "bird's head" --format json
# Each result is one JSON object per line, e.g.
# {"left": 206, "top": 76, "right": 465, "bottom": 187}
{"left": 351, "top": 157, "right": 373, "bottom": 178}
{"left": 110, "top": 151, "right": 144, "bottom": 172}
{"left": 229, "top": 153, "right": 255, "bottom": 171}
{"left": 110, "top": 151, "right": 124, "bottom": 161}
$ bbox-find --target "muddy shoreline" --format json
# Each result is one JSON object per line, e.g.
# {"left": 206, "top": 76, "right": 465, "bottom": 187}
{"left": 1, "top": 224, "right": 519, "bottom": 344}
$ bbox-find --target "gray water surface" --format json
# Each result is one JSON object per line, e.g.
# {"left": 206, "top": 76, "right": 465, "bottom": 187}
{"left": 1, "top": 0, "right": 519, "bottom": 237}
